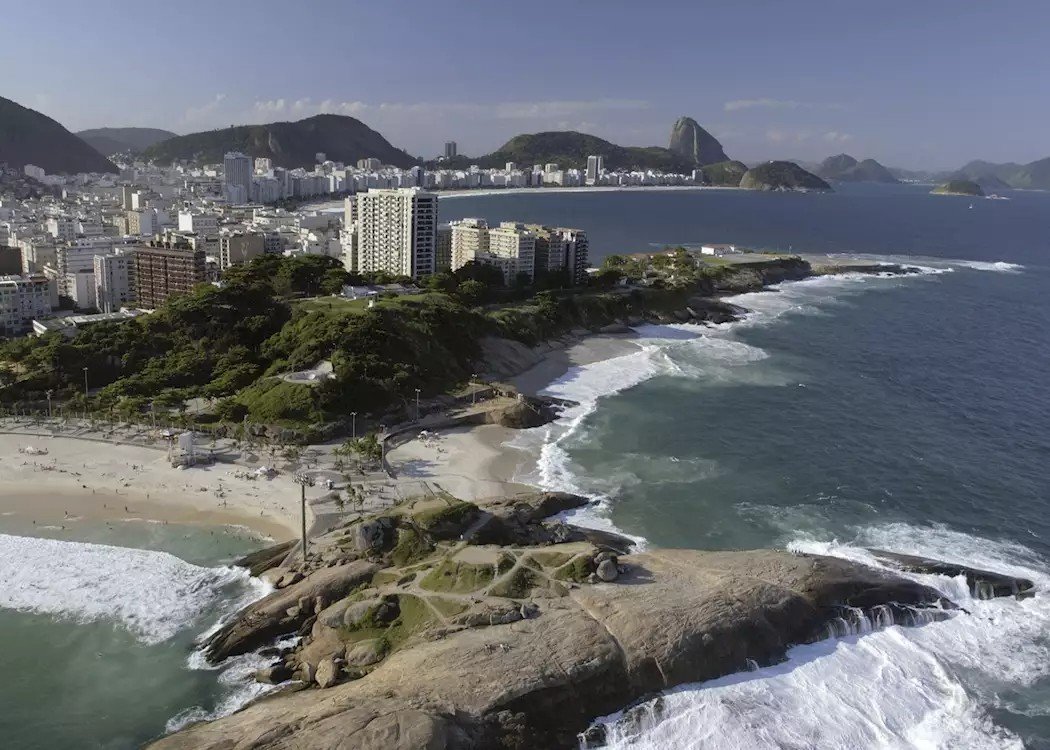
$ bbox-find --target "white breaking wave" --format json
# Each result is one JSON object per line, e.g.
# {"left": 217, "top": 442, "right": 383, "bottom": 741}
{"left": 952, "top": 260, "right": 1025, "bottom": 273}
{"left": 0, "top": 533, "right": 265, "bottom": 644}
{"left": 587, "top": 525, "right": 1048, "bottom": 749}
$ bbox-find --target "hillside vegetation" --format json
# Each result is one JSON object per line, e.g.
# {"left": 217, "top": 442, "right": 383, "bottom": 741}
{"left": 465, "top": 131, "right": 694, "bottom": 172}
{"left": 143, "top": 114, "right": 415, "bottom": 169}
{"left": 0, "top": 96, "right": 118, "bottom": 174}
{"left": 739, "top": 161, "right": 832, "bottom": 192}
{"left": 77, "top": 127, "right": 177, "bottom": 156}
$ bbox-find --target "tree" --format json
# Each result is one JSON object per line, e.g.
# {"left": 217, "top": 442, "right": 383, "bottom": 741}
{"left": 456, "top": 279, "right": 488, "bottom": 306}
{"left": 424, "top": 272, "right": 458, "bottom": 293}
{"left": 320, "top": 268, "right": 349, "bottom": 295}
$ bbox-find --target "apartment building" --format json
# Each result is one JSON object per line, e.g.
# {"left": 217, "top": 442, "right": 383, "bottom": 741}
{"left": 132, "top": 246, "right": 206, "bottom": 308}
{"left": 354, "top": 188, "right": 437, "bottom": 278}
{"left": 0, "top": 274, "right": 56, "bottom": 335}
{"left": 94, "top": 253, "right": 134, "bottom": 313}
{"left": 449, "top": 218, "right": 489, "bottom": 269}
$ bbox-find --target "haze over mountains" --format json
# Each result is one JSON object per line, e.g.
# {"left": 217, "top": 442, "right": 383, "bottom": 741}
{"left": 77, "top": 127, "right": 177, "bottom": 157}
{"left": 1, "top": 92, "right": 1048, "bottom": 191}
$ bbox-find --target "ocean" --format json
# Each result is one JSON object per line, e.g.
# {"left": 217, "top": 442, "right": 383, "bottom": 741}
{"left": 444, "top": 184, "right": 1050, "bottom": 748}
{"left": 1, "top": 183, "right": 1047, "bottom": 749}
{"left": 0, "top": 518, "right": 275, "bottom": 749}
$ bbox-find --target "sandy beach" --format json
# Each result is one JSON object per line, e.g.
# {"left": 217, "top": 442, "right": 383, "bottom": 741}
{"left": 0, "top": 430, "right": 301, "bottom": 540}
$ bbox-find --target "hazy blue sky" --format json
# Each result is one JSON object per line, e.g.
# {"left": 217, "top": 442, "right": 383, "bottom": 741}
{"left": 4, "top": 0, "right": 1047, "bottom": 168}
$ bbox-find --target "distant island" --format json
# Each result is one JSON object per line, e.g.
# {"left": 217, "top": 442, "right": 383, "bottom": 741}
{"left": 817, "top": 154, "right": 899, "bottom": 184}
{"left": 931, "top": 179, "right": 984, "bottom": 197}
{"left": 740, "top": 161, "right": 832, "bottom": 192}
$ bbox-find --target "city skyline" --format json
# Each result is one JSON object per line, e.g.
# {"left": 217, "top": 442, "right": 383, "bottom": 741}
{"left": 3, "top": 1, "right": 1050, "bottom": 168}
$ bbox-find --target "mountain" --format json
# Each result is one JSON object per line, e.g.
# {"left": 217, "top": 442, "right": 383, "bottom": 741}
{"left": 668, "top": 116, "right": 730, "bottom": 166}
{"left": 0, "top": 96, "right": 117, "bottom": 174}
{"left": 476, "top": 131, "right": 694, "bottom": 172}
{"left": 931, "top": 180, "right": 983, "bottom": 197}
{"left": 76, "top": 127, "right": 177, "bottom": 156}
{"left": 951, "top": 158, "right": 1050, "bottom": 191}
{"left": 739, "top": 161, "right": 832, "bottom": 192}
{"left": 817, "top": 154, "right": 899, "bottom": 183}
{"left": 142, "top": 114, "right": 415, "bottom": 169}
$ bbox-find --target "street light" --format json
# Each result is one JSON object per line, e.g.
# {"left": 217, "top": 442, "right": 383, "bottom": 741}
{"left": 45, "top": 389, "right": 53, "bottom": 419}
{"left": 350, "top": 411, "right": 357, "bottom": 440}
{"left": 82, "top": 367, "right": 89, "bottom": 397}
{"left": 471, "top": 373, "right": 478, "bottom": 405}
{"left": 414, "top": 388, "right": 421, "bottom": 421}
{"left": 293, "top": 471, "right": 316, "bottom": 560}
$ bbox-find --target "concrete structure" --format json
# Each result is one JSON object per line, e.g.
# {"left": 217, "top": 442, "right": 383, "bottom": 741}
{"left": 224, "top": 152, "right": 252, "bottom": 204}
{"left": 133, "top": 246, "right": 206, "bottom": 308}
{"left": 435, "top": 224, "right": 452, "bottom": 272}
{"left": 355, "top": 188, "right": 437, "bottom": 278}
{"left": 0, "top": 245, "right": 21, "bottom": 275}
{"left": 55, "top": 242, "right": 104, "bottom": 297}
{"left": 66, "top": 269, "right": 98, "bottom": 310}
{"left": 94, "top": 253, "right": 134, "bottom": 313}
{"left": 444, "top": 141, "right": 458, "bottom": 159}
{"left": 32, "top": 309, "right": 145, "bottom": 338}
{"left": 127, "top": 208, "right": 157, "bottom": 236}
{"left": 450, "top": 218, "right": 489, "bottom": 270}
{"left": 219, "top": 231, "right": 265, "bottom": 270}
{"left": 0, "top": 274, "right": 55, "bottom": 335}
{"left": 586, "top": 155, "right": 604, "bottom": 186}
{"left": 484, "top": 222, "right": 536, "bottom": 283}
{"left": 177, "top": 211, "right": 219, "bottom": 235}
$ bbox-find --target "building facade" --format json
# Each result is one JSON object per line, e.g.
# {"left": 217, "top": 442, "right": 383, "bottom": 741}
{"left": 94, "top": 253, "right": 134, "bottom": 313}
{"left": 223, "top": 152, "right": 252, "bottom": 205}
{"left": 449, "top": 218, "right": 489, "bottom": 270}
{"left": 132, "top": 246, "right": 206, "bottom": 308}
{"left": 355, "top": 188, "right": 437, "bottom": 278}
{"left": 0, "top": 274, "right": 55, "bottom": 335}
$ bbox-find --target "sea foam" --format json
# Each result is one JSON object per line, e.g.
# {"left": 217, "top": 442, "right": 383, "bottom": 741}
{"left": 0, "top": 533, "right": 264, "bottom": 644}
{"left": 587, "top": 525, "right": 1047, "bottom": 749}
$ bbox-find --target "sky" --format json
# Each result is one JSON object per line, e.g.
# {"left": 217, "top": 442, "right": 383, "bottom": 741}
{"left": 3, "top": 0, "right": 1048, "bottom": 169}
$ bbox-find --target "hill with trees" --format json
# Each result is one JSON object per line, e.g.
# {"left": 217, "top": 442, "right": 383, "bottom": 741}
{"left": 462, "top": 131, "right": 695, "bottom": 172}
{"left": 142, "top": 114, "right": 416, "bottom": 168}
{"left": 950, "top": 158, "right": 1050, "bottom": 191}
{"left": 739, "top": 161, "right": 832, "bottom": 192}
{"left": 0, "top": 96, "right": 118, "bottom": 174}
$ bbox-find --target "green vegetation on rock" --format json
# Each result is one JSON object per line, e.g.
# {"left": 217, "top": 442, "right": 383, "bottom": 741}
{"left": 418, "top": 559, "right": 495, "bottom": 593}
{"left": 700, "top": 160, "right": 748, "bottom": 187}
{"left": 739, "top": 161, "right": 832, "bottom": 192}
{"left": 931, "top": 179, "right": 984, "bottom": 196}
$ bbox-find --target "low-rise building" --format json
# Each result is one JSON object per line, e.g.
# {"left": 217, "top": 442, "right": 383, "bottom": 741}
{"left": 0, "top": 274, "right": 56, "bottom": 335}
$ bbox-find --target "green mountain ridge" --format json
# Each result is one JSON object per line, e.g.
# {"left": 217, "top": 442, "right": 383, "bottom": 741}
{"left": 77, "top": 127, "right": 177, "bottom": 156}
{"left": 142, "top": 114, "right": 416, "bottom": 169}
{"left": 0, "top": 96, "right": 118, "bottom": 174}
{"left": 931, "top": 179, "right": 984, "bottom": 196}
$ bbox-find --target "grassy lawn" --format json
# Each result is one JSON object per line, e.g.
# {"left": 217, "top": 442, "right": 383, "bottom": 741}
{"left": 293, "top": 293, "right": 432, "bottom": 316}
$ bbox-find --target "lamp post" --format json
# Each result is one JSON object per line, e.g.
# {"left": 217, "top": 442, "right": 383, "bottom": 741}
{"left": 414, "top": 389, "right": 421, "bottom": 421}
{"left": 45, "top": 389, "right": 53, "bottom": 419}
{"left": 82, "top": 367, "right": 89, "bottom": 397}
{"left": 350, "top": 411, "right": 357, "bottom": 440}
{"left": 293, "top": 471, "right": 315, "bottom": 560}
{"left": 471, "top": 373, "right": 478, "bottom": 405}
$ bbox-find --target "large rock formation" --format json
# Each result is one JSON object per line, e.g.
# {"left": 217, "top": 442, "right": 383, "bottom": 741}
{"left": 931, "top": 179, "right": 984, "bottom": 197}
{"left": 668, "top": 116, "right": 729, "bottom": 166}
{"left": 146, "top": 487, "right": 1030, "bottom": 750}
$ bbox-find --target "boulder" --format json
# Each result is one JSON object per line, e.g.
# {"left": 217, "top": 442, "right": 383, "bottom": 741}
{"left": 255, "top": 664, "right": 293, "bottom": 685}
{"left": 595, "top": 560, "right": 619, "bottom": 582}
{"left": 315, "top": 657, "right": 342, "bottom": 689}
{"left": 345, "top": 639, "right": 386, "bottom": 667}
{"left": 347, "top": 518, "right": 394, "bottom": 554}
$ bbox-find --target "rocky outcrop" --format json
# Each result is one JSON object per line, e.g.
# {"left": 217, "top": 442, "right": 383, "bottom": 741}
{"left": 869, "top": 549, "right": 1035, "bottom": 599}
{"left": 149, "top": 548, "right": 987, "bottom": 750}
{"left": 931, "top": 179, "right": 984, "bottom": 197}
{"left": 740, "top": 161, "right": 832, "bottom": 192}
{"left": 668, "top": 116, "right": 729, "bottom": 166}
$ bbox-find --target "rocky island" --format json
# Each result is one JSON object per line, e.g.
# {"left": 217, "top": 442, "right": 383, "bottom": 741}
{"left": 149, "top": 490, "right": 1032, "bottom": 750}
{"left": 739, "top": 160, "right": 832, "bottom": 192}
{"left": 931, "top": 179, "right": 984, "bottom": 197}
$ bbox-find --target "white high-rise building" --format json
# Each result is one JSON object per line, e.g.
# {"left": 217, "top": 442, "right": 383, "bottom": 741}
{"left": 449, "top": 218, "right": 489, "bottom": 270}
{"left": 586, "top": 155, "right": 604, "bottom": 186}
{"left": 485, "top": 222, "right": 536, "bottom": 283}
{"left": 55, "top": 242, "right": 105, "bottom": 297}
{"left": 355, "top": 188, "right": 438, "bottom": 278}
{"left": 224, "top": 152, "right": 252, "bottom": 204}
{"left": 94, "top": 253, "right": 134, "bottom": 313}
{"left": 177, "top": 211, "right": 219, "bottom": 236}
